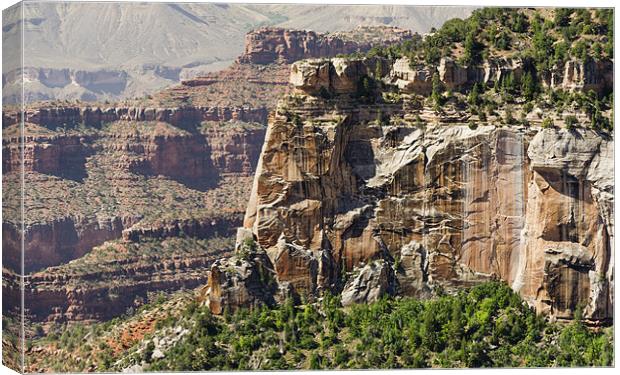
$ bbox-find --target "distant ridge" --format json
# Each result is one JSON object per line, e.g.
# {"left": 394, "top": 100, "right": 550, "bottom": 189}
{"left": 2, "top": 2, "right": 475, "bottom": 103}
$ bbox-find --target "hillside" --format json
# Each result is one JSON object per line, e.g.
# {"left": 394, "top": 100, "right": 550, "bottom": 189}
{"left": 24, "top": 282, "right": 613, "bottom": 372}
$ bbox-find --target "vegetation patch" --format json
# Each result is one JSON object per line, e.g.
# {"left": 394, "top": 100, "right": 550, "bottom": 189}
{"left": 29, "top": 282, "right": 610, "bottom": 372}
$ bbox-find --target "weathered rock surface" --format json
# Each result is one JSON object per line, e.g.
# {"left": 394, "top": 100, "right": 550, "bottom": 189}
{"left": 2, "top": 26, "right": 415, "bottom": 325}
{"left": 2, "top": 128, "right": 93, "bottom": 180}
{"left": 2, "top": 105, "right": 269, "bottom": 129}
{"left": 238, "top": 26, "right": 415, "bottom": 65}
{"left": 207, "top": 57, "right": 613, "bottom": 324}
{"left": 387, "top": 56, "right": 612, "bottom": 96}
{"left": 203, "top": 124, "right": 265, "bottom": 175}
{"left": 291, "top": 57, "right": 390, "bottom": 96}
{"left": 341, "top": 260, "right": 397, "bottom": 306}
{"left": 517, "top": 129, "right": 614, "bottom": 322}
{"left": 109, "top": 130, "right": 215, "bottom": 181}
{"left": 17, "top": 240, "right": 233, "bottom": 322}
{"left": 200, "top": 238, "right": 278, "bottom": 314}
{"left": 390, "top": 58, "right": 434, "bottom": 94}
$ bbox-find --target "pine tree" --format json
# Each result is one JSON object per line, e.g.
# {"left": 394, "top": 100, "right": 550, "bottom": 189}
{"left": 521, "top": 71, "right": 537, "bottom": 101}
{"left": 463, "top": 32, "right": 477, "bottom": 65}
{"left": 468, "top": 83, "right": 482, "bottom": 106}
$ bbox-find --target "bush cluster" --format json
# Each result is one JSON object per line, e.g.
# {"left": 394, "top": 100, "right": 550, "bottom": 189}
{"left": 143, "top": 282, "right": 613, "bottom": 370}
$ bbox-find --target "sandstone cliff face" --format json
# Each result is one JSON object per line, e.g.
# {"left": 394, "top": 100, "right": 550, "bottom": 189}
{"left": 21, "top": 240, "right": 233, "bottom": 322}
{"left": 389, "top": 56, "right": 613, "bottom": 96}
{"left": 2, "top": 128, "right": 93, "bottom": 180}
{"left": 106, "top": 127, "right": 215, "bottom": 181}
{"left": 202, "top": 124, "right": 265, "bottom": 175}
{"left": 208, "top": 57, "right": 614, "bottom": 324}
{"left": 290, "top": 57, "right": 390, "bottom": 95}
{"left": 237, "top": 26, "right": 414, "bottom": 65}
{"left": 2, "top": 105, "right": 268, "bottom": 129}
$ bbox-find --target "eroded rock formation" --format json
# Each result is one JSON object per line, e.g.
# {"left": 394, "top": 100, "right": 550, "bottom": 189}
{"left": 200, "top": 229, "right": 279, "bottom": 314}
{"left": 237, "top": 26, "right": 415, "bottom": 65}
{"left": 389, "top": 56, "right": 613, "bottom": 96}
{"left": 207, "top": 57, "right": 614, "bottom": 324}
{"left": 2, "top": 105, "right": 268, "bottom": 129}
{"left": 2, "top": 126, "right": 93, "bottom": 179}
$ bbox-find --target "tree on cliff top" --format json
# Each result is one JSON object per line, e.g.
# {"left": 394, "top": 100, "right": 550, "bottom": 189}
{"left": 431, "top": 73, "right": 444, "bottom": 111}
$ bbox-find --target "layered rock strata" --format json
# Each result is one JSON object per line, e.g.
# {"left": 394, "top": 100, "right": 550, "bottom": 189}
{"left": 237, "top": 26, "right": 415, "bottom": 65}
{"left": 2, "top": 121, "right": 264, "bottom": 274}
{"left": 389, "top": 56, "right": 613, "bottom": 96}
{"left": 2, "top": 126, "right": 93, "bottom": 179}
{"left": 207, "top": 57, "right": 614, "bottom": 324}
{"left": 2, "top": 105, "right": 269, "bottom": 129}
{"left": 3, "top": 26, "right": 416, "bottom": 325}
{"left": 21, "top": 241, "right": 233, "bottom": 322}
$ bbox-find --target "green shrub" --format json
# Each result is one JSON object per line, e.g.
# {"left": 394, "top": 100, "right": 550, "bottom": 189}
{"left": 564, "top": 115, "right": 579, "bottom": 130}
{"left": 541, "top": 117, "right": 554, "bottom": 128}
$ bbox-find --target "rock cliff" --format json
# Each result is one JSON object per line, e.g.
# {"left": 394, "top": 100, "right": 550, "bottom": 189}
{"left": 207, "top": 57, "right": 614, "bottom": 324}
{"left": 389, "top": 56, "right": 613, "bottom": 96}
{"left": 3, "top": 24, "right": 415, "bottom": 324}
{"left": 2, "top": 104, "right": 268, "bottom": 129}
{"left": 20, "top": 236, "right": 234, "bottom": 322}
{"left": 237, "top": 26, "right": 415, "bottom": 65}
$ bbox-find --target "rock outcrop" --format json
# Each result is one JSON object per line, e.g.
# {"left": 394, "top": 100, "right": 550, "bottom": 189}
{"left": 207, "top": 57, "right": 614, "bottom": 324}
{"left": 341, "top": 260, "right": 397, "bottom": 306}
{"left": 200, "top": 229, "right": 278, "bottom": 314}
{"left": 388, "top": 56, "right": 613, "bottom": 96}
{"left": 290, "top": 57, "right": 390, "bottom": 95}
{"left": 2, "top": 105, "right": 269, "bottom": 129}
{"left": 237, "top": 26, "right": 415, "bottom": 65}
{"left": 2, "top": 126, "right": 93, "bottom": 180}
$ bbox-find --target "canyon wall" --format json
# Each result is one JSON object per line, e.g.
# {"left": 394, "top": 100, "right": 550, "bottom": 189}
{"left": 237, "top": 26, "right": 415, "bottom": 65}
{"left": 2, "top": 123, "right": 263, "bottom": 274}
{"left": 2, "top": 105, "right": 268, "bottom": 129}
{"left": 22, "top": 244, "right": 233, "bottom": 322}
{"left": 390, "top": 56, "right": 613, "bottom": 96}
{"left": 206, "top": 57, "right": 614, "bottom": 324}
{"left": 2, "top": 131, "right": 94, "bottom": 178}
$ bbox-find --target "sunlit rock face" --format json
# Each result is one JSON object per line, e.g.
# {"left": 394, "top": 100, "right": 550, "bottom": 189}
{"left": 387, "top": 56, "right": 612, "bottom": 96}
{"left": 211, "top": 57, "right": 613, "bottom": 324}
{"left": 238, "top": 26, "right": 415, "bottom": 65}
{"left": 243, "top": 111, "right": 613, "bottom": 323}
{"left": 518, "top": 129, "right": 614, "bottom": 322}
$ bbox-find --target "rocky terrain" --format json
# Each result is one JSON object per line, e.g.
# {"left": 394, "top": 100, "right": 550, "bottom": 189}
{"left": 2, "top": 119, "right": 258, "bottom": 322}
{"left": 2, "top": 6, "right": 614, "bottom": 373}
{"left": 2, "top": 24, "right": 413, "bottom": 326}
{"left": 238, "top": 26, "right": 416, "bottom": 65}
{"left": 204, "top": 8, "right": 614, "bottom": 325}
{"left": 2, "top": 2, "right": 471, "bottom": 103}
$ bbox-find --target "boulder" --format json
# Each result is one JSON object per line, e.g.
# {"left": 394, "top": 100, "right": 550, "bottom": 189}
{"left": 201, "top": 249, "right": 277, "bottom": 314}
{"left": 388, "top": 57, "right": 433, "bottom": 95}
{"left": 341, "top": 259, "right": 397, "bottom": 306}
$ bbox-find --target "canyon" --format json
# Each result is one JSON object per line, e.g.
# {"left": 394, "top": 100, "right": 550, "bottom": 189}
{"left": 3, "top": 2, "right": 468, "bottom": 104}
{"left": 2, "top": 26, "right": 414, "bottom": 323}
{"left": 2, "top": 6, "right": 615, "bottom": 331}
{"left": 2, "top": 118, "right": 259, "bottom": 321}
{"left": 2, "top": 6, "right": 615, "bottom": 373}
